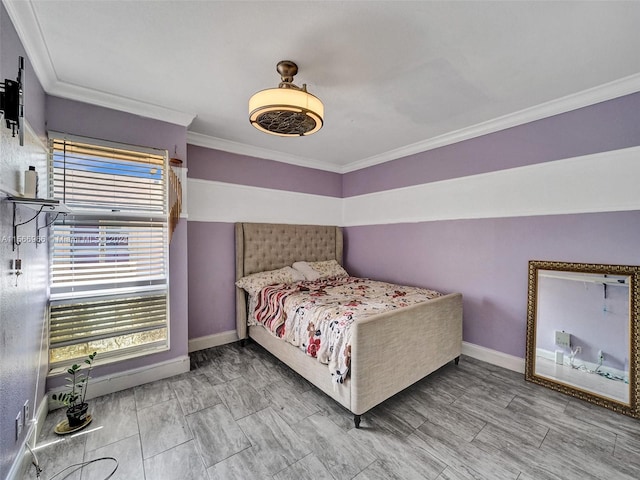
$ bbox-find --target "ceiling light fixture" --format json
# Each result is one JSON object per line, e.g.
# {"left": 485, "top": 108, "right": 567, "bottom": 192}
{"left": 249, "top": 60, "right": 323, "bottom": 137}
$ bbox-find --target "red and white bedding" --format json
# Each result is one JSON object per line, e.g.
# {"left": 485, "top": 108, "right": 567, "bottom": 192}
{"left": 251, "top": 276, "right": 443, "bottom": 383}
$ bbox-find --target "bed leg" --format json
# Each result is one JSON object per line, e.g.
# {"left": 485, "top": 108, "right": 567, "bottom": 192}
{"left": 240, "top": 338, "right": 246, "bottom": 347}
{"left": 454, "top": 356, "right": 460, "bottom": 365}
{"left": 354, "top": 415, "right": 361, "bottom": 429}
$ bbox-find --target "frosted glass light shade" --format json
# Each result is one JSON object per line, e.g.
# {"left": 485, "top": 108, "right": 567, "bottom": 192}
{"left": 249, "top": 87, "right": 324, "bottom": 137}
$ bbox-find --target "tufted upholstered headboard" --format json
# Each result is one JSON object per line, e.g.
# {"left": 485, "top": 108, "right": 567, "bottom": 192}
{"left": 235, "top": 223, "right": 343, "bottom": 340}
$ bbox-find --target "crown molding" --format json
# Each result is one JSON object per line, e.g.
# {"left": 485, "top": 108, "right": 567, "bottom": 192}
{"left": 186, "top": 132, "right": 343, "bottom": 173}
{"left": 3, "top": 0, "right": 196, "bottom": 127}
{"left": 48, "top": 81, "right": 197, "bottom": 127}
{"left": 3, "top": 0, "right": 57, "bottom": 90}
{"left": 342, "top": 73, "right": 640, "bottom": 173}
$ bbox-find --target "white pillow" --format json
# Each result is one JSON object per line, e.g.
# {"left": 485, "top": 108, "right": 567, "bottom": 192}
{"left": 292, "top": 260, "right": 349, "bottom": 281}
{"left": 235, "top": 266, "right": 305, "bottom": 297}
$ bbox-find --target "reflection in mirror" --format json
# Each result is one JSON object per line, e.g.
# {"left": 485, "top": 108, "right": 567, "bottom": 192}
{"left": 525, "top": 260, "right": 639, "bottom": 418}
{"left": 536, "top": 270, "right": 630, "bottom": 403}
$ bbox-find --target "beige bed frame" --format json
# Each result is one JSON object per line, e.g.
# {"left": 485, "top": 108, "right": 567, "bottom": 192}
{"left": 235, "top": 222, "right": 463, "bottom": 427}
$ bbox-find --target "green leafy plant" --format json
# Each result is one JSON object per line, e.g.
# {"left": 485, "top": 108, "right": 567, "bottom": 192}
{"left": 51, "top": 352, "right": 97, "bottom": 408}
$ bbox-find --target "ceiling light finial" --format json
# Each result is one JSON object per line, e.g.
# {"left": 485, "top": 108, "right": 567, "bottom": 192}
{"left": 249, "top": 60, "right": 324, "bottom": 137}
{"left": 277, "top": 60, "right": 297, "bottom": 86}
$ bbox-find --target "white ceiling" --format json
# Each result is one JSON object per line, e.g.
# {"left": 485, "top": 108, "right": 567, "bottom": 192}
{"left": 5, "top": 1, "right": 640, "bottom": 173}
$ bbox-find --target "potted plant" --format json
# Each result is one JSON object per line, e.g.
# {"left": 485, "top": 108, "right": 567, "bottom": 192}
{"left": 51, "top": 352, "right": 97, "bottom": 428}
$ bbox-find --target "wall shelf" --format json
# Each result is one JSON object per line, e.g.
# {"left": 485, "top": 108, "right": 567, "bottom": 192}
{"left": 7, "top": 196, "right": 70, "bottom": 212}
{"left": 5, "top": 196, "right": 70, "bottom": 250}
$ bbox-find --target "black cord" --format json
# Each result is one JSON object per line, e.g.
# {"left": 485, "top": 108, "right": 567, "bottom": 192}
{"left": 25, "top": 443, "right": 42, "bottom": 479}
{"left": 46, "top": 456, "right": 118, "bottom": 480}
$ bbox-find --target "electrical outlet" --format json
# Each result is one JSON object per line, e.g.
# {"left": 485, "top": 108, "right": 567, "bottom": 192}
{"left": 23, "top": 400, "right": 30, "bottom": 425}
{"left": 15, "top": 411, "right": 22, "bottom": 441}
{"left": 555, "top": 331, "right": 571, "bottom": 348}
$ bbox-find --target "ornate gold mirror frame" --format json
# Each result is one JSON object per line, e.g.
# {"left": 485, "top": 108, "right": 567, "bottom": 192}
{"left": 525, "top": 260, "right": 640, "bottom": 418}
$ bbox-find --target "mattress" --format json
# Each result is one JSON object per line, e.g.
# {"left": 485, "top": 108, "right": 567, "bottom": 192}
{"left": 251, "top": 276, "right": 444, "bottom": 383}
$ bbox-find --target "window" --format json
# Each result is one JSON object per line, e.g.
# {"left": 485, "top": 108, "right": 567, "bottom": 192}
{"left": 48, "top": 134, "right": 169, "bottom": 367}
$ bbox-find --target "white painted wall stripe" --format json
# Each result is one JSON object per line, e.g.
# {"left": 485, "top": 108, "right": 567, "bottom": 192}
{"left": 188, "top": 146, "right": 640, "bottom": 227}
{"left": 344, "top": 146, "right": 640, "bottom": 226}
{"left": 188, "top": 179, "right": 343, "bottom": 225}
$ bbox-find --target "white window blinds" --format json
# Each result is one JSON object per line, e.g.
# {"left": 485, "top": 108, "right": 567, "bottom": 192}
{"left": 48, "top": 135, "right": 169, "bottom": 366}
{"left": 50, "top": 139, "right": 166, "bottom": 214}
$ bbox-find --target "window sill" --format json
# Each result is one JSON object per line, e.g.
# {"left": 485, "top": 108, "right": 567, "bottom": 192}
{"left": 47, "top": 344, "right": 170, "bottom": 377}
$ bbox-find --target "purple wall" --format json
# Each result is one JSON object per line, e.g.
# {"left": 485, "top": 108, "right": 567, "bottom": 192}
{"left": 186, "top": 92, "right": 640, "bottom": 362}
{"left": 45, "top": 96, "right": 189, "bottom": 384}
{"left": 168, "top": 218, "right": 189, "bottom": 355}
{"left": 0, "top": 4, "right": 48, "bottom": 478}
{"left": 344, "top": 211, "right": 640, "bottom": 358}
{"left": 186, "top": 146, "right": 343, "bottom": 339}
{"left": 343, "top": 92, "right": 640, "bottom": 197}
{"left": 188, "top": 145, "right": 342, "bottom": 197}
{"left": 46, "top": 96, "right": 188, "bottom": 161}
{"left": 187, "top": 222, "right": 236, "bottom": 337}
{"left": 340, "top": 93, "right": 640, "bottom": 360}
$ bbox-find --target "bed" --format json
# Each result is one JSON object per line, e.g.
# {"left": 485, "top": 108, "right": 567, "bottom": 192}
{"left": 235, "top": 222, "right": 463, "bottom": 427}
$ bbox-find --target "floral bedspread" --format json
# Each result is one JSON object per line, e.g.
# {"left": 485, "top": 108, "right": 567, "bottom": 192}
{"left": 252, "top": 276, "right": 443, "bottom": 384}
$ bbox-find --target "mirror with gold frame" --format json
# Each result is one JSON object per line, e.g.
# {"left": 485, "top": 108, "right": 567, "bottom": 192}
{"left": 525, "top": 260, "right": 639, "bottom": 418}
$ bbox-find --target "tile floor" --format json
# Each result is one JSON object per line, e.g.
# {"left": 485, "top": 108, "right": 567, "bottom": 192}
{"left": 23, "top": 342, "right": 640, "bottom": 480}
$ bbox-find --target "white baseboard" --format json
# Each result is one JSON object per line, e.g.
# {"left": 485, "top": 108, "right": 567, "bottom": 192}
{"left": 536, "top": 347, "right": 557, "bottom": 362}
{"left": 536, "top": 347, "right": 627, "bottom": 379}
{"left": 188, "top": 330, "right": 238, "bottom": 353}
{"left": 7, "top": 397, "right": 49, "bottom": 480}
{"left": 47, "top": 355, "right": 190, "bottom": 410}
{"left": 462, "top": 341, "right": 526, "bottom": 374}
